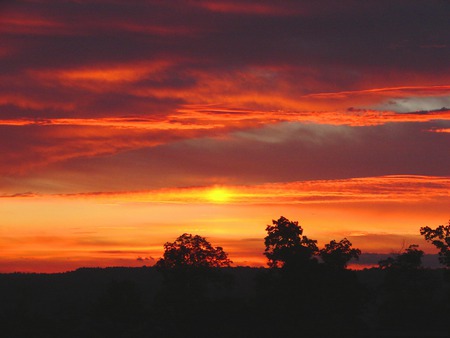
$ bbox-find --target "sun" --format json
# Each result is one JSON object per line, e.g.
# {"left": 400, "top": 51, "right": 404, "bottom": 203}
{"left": 206, "top": 187, "right": 232, "bottom": 203}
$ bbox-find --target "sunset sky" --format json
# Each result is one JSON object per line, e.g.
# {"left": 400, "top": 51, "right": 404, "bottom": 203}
{"left": 1, "top": 0, "right": 449, "bottom": 272}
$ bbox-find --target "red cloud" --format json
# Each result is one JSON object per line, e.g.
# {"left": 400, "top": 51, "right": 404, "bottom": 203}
{"left": 197, "top": 1, "right": 304, "bottom": 16}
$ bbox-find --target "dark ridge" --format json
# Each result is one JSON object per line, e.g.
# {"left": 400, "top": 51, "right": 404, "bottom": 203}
{"left": 0, "top": 266, "right": 448, "bottom": 338}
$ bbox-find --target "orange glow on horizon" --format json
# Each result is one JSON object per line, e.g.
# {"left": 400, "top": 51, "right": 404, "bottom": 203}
{"left": 1, "top": 175, "right": 448, "bottom": 272}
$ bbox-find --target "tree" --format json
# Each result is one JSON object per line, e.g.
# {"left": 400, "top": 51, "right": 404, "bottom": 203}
{"left": 156, "top": 233, "right": 232, "bottom": 269}
{"left": 264, "top": 216, "right": 318, "bottom": 269}
{"left": 154, "top": 233, "right": 232, "bottom": 303}
{"left": 319, "top": 238, "right": 361, "bottom": 269}
{"left": 420, "top": 221, "right": 450, "bottom": 267}
{"left": 378, "top": 244, "right": 424, "bottom": 270}
{"left": 259, "top": 217, "right": 366, "bottom": 337}
{"left": 377, "top": 244, "right": 440, "bottom": 332}
{"left": 154, "top": 234, "right": 233, "bottom": 335}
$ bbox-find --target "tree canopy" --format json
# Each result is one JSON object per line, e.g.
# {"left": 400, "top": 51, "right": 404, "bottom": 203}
{"left": 156, "top": 233, "right": 232, "bottom": 269}
{"left": 319, "top": 238, "right": 361, "bottom": 269}
{"left": 378, "top": 244, "right": 424, "bottom": 270}
{"left": 264, "top": 216, "right": 318, "bottom": 268}
{"left": 420, "top": 221, "right": 450, "bottom": 267}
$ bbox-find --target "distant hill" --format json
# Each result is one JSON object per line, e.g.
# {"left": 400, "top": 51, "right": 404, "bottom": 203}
{"left": 0, "top": 266, "right": 448, "bottom": 338}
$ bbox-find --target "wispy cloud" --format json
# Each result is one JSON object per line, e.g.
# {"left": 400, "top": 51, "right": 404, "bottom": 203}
{"left": 4, "top": 175, "right": 447, "bottom": 205}
{"left": 429, "top": 128, "right": 450, "bottom": 134}
{"left": 1, "top": 104, "right": 449, "bottom": 129}
{"left": 195, "top": 1, "right": 305, "bottom": 16}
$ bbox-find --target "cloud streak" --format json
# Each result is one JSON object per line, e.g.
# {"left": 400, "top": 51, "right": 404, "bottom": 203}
{"left": 3, "top": 175, "right": 449, "bottom": 206}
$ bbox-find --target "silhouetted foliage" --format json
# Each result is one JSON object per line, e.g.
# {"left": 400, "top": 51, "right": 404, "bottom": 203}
{"left": 420, "top": 221, "right": 450, "bottom": 267}
{"left": 156, "top": 233, "right": 232, "bottom": 269}
{"left": 375, "top": 240, "right": 449, "bottom": 333}
{"left": 319, "top": 238, "right": 361, "bottom": 269}
{"left": 378, "top": 244, "right": 424, "bottom": 270}
{"left": 257, "top": 217, "right": 367, "bottom": 337}
{"left": 264, "top": 216, "right": 318, "bottom": 269}
{"left": 154, "top": 233, "right": 232, "bottom": 303}
{"left": 153, "top": 233, "right": 235, "bottom": 337}
{"left": 376, "top": 242, "right": 446, "bottom": 334}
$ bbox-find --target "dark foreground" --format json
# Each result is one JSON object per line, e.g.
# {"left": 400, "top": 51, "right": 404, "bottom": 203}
{"left": 0, "top": 267, "right": 448, "bottom": 338}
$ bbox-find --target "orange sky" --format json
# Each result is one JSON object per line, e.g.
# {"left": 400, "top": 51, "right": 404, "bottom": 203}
{"left": 0, "top": 1, "right": 449, "bottom": 272}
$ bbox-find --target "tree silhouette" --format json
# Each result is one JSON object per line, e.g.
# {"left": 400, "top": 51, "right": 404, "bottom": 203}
{"left": 154, "top": 234, "right": 233, "bottom": 337}
{"left": 155, "top": 233, "right": 232, "bottom": 302}
{"left": 257, "top": 217, "right": 366, "bottom": 337}
{"left": 319, "top": 238, "right": 361, "bottom": 269}
{"left": 377, "top": 244, "right": 440, "bottom": 332}
{"left": 264, "top": 216, "right": 318, "bottom": 269}
{"left": 378, "top": 244, "right": 424, "bottom": 270}
{"left": 156, "top": 233, "right": 232, "bottom": 269}
{"left": 420, "top": 221, "right": 450, "bottom": 267}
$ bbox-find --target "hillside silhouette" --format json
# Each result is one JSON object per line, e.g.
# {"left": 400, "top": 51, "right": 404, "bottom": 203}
{"left": 0, "top": 217, "right": 448, "bottom": 337}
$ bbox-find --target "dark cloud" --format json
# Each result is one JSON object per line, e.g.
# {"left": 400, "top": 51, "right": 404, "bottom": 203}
{"left": 2, "top": 0, "right": 449, "bottom": 75}
{"left": 97, "top": 121, "right": 449, "bottom": 187}
{"left": 3, "top": 120, "right": 447, "bottom": 193}
{"left": 0, "top": 0, "right": 449, "bottom": 194}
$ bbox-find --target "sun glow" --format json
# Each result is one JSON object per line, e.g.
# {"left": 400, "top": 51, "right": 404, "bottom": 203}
{"left": 206, "top": 187, "right": 233, "bottom": 203}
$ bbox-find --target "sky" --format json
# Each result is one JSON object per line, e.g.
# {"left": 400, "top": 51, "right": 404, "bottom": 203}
{"left": 0, "top": 0, "right": 449, "bottom": 272}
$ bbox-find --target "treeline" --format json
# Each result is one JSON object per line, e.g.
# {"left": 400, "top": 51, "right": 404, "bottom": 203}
{"left": 0, "top": 217, "right": 449, "bottom": 337}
